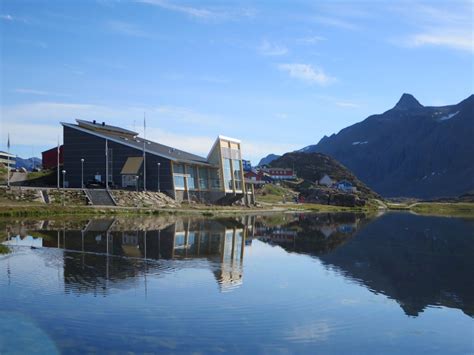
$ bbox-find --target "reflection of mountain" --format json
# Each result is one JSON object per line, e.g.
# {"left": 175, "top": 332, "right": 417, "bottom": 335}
{"left": 318, "top": 213, "right": 474, "bottom": 317}
{"left": 256, "top": 212, "right": 474, "bottom": 318}
{"left": 5, "top": 216, "right": 251, "bottom": 295}
{"left": 255, "top": 213, "right": 367, "bottom": 256}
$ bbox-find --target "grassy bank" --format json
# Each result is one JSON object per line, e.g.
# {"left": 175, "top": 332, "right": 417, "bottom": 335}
{"left": 409, "top": 202, "right": 474, "bottom": 218}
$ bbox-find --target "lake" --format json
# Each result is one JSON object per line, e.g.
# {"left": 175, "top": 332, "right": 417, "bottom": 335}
{"left": 1, "top": 212, "right": 473, "bottom": 354}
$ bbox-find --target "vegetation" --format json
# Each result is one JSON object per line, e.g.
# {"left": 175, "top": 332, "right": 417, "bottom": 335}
{"left": 410, "top": 202, "right": 474, "bottom": 218}
{"left": 256, "top": 184, "right": 298, "bottom": 204}
{"left": 0, "top": 244, "right": 10, "bottom": 254}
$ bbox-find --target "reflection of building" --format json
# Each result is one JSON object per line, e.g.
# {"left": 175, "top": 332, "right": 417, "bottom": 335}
{"left": 10, "top": 217, "right": 250, "bottom": 294}
{"left": 59, "top": 119, "right": 254, "bottom": 204}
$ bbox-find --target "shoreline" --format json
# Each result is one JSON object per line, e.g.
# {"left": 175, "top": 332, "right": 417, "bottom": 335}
{"left": 0, "top": 201, "right": 473, "bottom": 218}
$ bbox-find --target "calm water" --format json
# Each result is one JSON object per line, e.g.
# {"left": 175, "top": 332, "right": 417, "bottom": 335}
{"left": 1, "top": 212, "right": 473, "bottom": 354}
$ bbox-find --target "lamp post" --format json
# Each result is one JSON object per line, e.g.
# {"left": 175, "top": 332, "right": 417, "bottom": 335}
{"left": 62, "top": 169, "right": 66, "bottom": 206}
{"left": 81, "top": 158, "right": 85, "bottom": 188}
{"left": 135, "top": 175, "right": 139, "bottom": 193}
{"left": 157, "top": 162, "right": 161, "bottom": 193}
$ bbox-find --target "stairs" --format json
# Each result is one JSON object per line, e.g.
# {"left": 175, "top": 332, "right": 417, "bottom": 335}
{"left": 85, "top": 189, "right": 116, "bottom": 206}
{"left": 41, "top": 190, "right": 50, "bottom": 204}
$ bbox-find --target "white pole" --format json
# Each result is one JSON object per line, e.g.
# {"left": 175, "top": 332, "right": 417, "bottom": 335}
{"left": 105, "top": 139, "right": 109, "bottom": 190}
{"left": 7, "top": 133, "right": 10, "bottom": 188}
{"left": 57, "top": 136, "right": 60, "bottom": 189}
{"left": 143, "top": 112, "right": 147, "bottom": 192}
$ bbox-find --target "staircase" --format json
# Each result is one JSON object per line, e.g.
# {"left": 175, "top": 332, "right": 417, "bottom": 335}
{"left": 41, "top": 190, "right": 50, "bottom": 204}
{"left": 85, "top": 189, "right": 116, "bottom": 206}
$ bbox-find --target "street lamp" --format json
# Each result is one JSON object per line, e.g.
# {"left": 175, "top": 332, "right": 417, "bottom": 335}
{"left": 81, "top": 158, "right": 85, "bottom": 188}
{"left": 62, "top": 170, "right": 66, "bottom": 188}
{"left": 157, "top": 162, "right": 161, "bottom": 193}
{"left": 135, "top": 175, "right": 139, "bottom": 193}
{"left": 62, "top": 169, "right": 66, "bottom": 206}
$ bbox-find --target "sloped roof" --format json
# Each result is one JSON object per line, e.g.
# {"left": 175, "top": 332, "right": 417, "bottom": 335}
{"left": 62, "top": 120, "right": 212, "bottom": 166}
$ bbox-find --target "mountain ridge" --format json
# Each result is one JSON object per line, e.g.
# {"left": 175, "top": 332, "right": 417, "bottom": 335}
{"left": 299, "top": 93, "right": 474, "bottom": 198}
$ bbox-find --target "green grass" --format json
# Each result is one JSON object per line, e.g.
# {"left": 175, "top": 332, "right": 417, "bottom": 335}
{"left": 410, "top": 202, "right": 474, "bottom": 218}
{"left": 0, "top": 244, "right": 10, "bottom": 254}
{"left": 256, "top": 184, "right": 297, "bottom": 204}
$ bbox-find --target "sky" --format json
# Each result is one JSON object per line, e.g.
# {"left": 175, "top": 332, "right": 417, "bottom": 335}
{"left": 1, "top": 0, "right": 473, "bottom": 164}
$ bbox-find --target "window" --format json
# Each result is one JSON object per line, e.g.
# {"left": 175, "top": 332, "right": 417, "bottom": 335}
{"left": 223, "top": 158, "right": 232, "bottom": 190}
{"left": 187, "top": 165, "right": 197, "bottom": 190}
{"left": 199, "top": 167, "right": 209, "bottom": 190}
{"left": 209, "top": 169, "right": 221, "bottom": 189}
{"left": 233, "top": 159, "right": 242, "bottom": 191}
{"left": 173, "top": 163, "right": 185, "bottom": 189}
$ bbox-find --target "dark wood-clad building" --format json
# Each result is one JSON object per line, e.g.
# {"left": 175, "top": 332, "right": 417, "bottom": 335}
{"left": 62, "top": 119, "right": 253, "bottom": 204}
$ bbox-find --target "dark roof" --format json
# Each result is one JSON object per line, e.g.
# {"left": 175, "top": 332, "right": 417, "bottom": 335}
{"left": 76, "top": 119, "right": 139, "bottom": 137}
{"left": 62, "top": 121, "right": 212, "bottom": 166}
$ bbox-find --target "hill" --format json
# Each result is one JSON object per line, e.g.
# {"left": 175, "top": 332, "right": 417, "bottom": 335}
{"left": 258, "top": 154, "right": 280, "bottom": 166}
{"left": 270, "top": 151, "right": 378, "bottom": 199}
{"left": 301, "top": 94, "right": 474, "bottom": 198}
{"left": 16, "top": 157, "right": 42, "bottom": 171}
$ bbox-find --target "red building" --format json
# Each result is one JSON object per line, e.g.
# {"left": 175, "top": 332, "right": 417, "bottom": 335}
{"left": 42, "top": 145, "right": 63, "bottom": 170}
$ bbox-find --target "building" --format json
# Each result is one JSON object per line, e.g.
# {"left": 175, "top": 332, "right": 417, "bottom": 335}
{"left": 41, "top": 145, "right": 64, "bottom": 170}
{"left": 260, "top": 167, "right": 296, "bottom": 180}
{"left": 242, "top": 160, "right": 252, "bottom": 171}
{"left": 61, "top": 119, "right": 254, "bottom": 204}
{"left": 0, "top": 151, "right": 15, "bottom": 169}
{"left": 336, "top": 180, "right": 357, "bottom": 193}
{"left": 318, "top": 174, "right": 334, "bottom": 187}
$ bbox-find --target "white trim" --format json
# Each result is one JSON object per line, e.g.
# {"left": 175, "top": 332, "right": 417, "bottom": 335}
{"left": 218, "top": 135, "right": 241, "bottom": 144}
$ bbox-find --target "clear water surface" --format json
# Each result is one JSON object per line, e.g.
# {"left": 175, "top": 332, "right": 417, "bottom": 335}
{"left": 1, "top": 212, "right": 473, "bottom": 354}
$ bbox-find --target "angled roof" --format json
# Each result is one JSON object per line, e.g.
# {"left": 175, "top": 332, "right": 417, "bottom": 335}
{"left": 61, "top": 120, "right": 212, "bottom": 166}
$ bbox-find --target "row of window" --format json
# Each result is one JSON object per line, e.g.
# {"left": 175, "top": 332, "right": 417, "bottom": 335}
{"left": 173, "top": 164, "right": 221, "bottom": 190}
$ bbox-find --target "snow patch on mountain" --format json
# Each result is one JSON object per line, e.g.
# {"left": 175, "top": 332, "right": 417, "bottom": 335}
{"left": 439, "top": 111, "right": 459, "bottom": 121}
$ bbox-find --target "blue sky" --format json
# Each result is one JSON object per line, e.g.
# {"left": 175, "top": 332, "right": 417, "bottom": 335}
{"left": 1, "top": 0, "right": 473, "bottom": 164}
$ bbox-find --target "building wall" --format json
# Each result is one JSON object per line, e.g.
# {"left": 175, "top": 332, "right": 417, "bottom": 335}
{"left": 42, "top": 145, "right": 64, "bottom": 170}
{"left": 63, "top": 126, "right": 174, "bottom": 194}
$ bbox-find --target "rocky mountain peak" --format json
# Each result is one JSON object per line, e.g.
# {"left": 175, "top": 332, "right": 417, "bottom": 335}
{"left": 393, "top": 93, "right": 423, "bottom": 110}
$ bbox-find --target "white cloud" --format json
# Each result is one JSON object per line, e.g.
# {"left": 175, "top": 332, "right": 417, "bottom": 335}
{"left": 311, "top": 15, "right": 357, "bottom": 30}
{"left": 13, "top": 88, "right": 70, "bottom": 97}
{"left": 135, "top": 0, "right": 256, "bottom": 22}
{"left": 106, "top": 20, "right": 154, "bottom": 38}
{"left": 275, "top": 113, "right": 288, "bottom": 119}
{"left": 258, "top": 40, "right": 288, "bottom": 56}
{"left": 407, "top": 32, "right": 473, "bottom": 53}
{"left": 335, "top": 101, "right": 360, "bottom": 108}
{"left": 0, "top": 14, "right": 13, "bottom": 21}
{"left": 296, "top": 36, "right": 326, "bottom": 45}
{"left": 278, "top": 63, "right": 335, "bottom": 85}
{"left": 395, "top": 3, "right": 473, "bottom": 53}
{"left": 1, "top": 101, "right": 296, "bottom": 163}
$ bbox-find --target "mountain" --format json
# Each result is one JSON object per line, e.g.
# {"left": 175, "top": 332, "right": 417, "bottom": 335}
{"left": 15, "top": 157, "right": 42, "bottom": 171}
{"left": 258, "top": 153, "right": 280, "bottom": 166}
{"left": 270, "top": 151, "right": 378, "bottom": 198}
{"left": 301, "top": 93, "right": 474, "bottom": 198}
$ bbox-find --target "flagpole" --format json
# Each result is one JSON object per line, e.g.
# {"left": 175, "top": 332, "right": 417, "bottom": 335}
{"left": 7, "top": 133, "right": 10, "bottom": 188}
{"left": 143, "top": 112, "right": 146, "bottom": 192}
{"left": 57, "top": 136, "right": 60, "bottom": 189}
{"left": 105, "top": 139, "right": 109, "bottom": 190}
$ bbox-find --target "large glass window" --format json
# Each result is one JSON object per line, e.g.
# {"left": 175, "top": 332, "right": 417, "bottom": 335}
{"left": 187, "top": 165, "right": 197, "bottom": 190}
{"left": 209, "top": 169, "right": 221, "bottom": 189}
{"left": 223, "top": 159, "right": 232, "bottom": 190}
{"left": 173, "top": 163, "right": 185, "bottom": 189}
{"left": 233, "top": 159, "right": 242, "bottom": 191}
{"left": 199, "top": 167, "right": 209, "bottom": 190}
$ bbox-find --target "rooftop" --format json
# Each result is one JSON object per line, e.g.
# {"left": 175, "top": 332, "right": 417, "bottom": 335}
{"left": 62, "top": 120, "right": 213, "bottom": 166}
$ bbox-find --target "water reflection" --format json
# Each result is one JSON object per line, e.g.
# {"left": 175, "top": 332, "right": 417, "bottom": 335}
{"left": 2, "top": 212, "right": 473, "bottom": 318}
{"left": 3, "top": 216, "right": 250, "bottom": 294}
